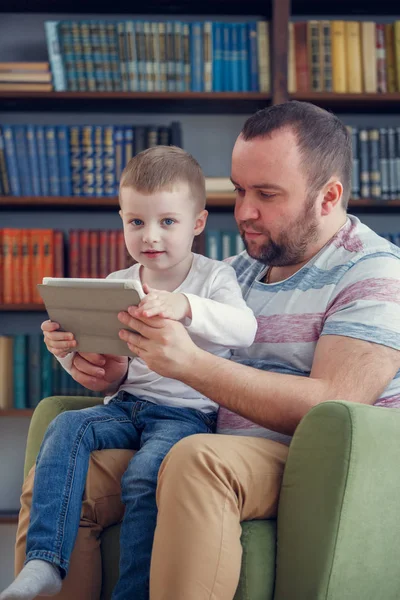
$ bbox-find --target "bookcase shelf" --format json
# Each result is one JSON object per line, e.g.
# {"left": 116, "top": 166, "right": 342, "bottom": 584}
{"left": 290, "top": 92, "right": 400, "bottom": 112}
{"left": 0, "top": 511, "right": 20, "bottom": 525}
{"left": 0, "top": 304, "right": 45, "bottom": 312}
{"left": 0, "top": 409, "right": 34, "bottom": 417}
{"left": 0, "top": 91, "right": 272, "bottom": 114}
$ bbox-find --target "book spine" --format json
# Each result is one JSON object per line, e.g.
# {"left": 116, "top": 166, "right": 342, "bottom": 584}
{"left": 345, "top": 21, "right": 362, "bottom": 93}
{"left": 396, "top": 127, "right": 400, "bottom": 198}
{"left": 191, "top": 22, "right": 203, "bottom": 92}
{"left": 89, "top": 230, "right": 99, "bottom": 278}
{"left": 321, "top": 21, "right": 332, "bottom": 92}
{"left": 117, "top": 230, "right": 127, "bottom": 270}
{"left": 60, "top": 21, "right": 77, "bottom": 91}
{"left": 348, "top": 126, "right": 360, "bottom": 200}
{"left": 53, "top": 230, "right": 65, "bottom": 278}
{"left": 36, "top": 126, "right": 50, "bottom": 196}
{"left": 125, "top": 21, "right": 138, "bottom": 92}
{"left": 114, "top": 126, "right": 124, "bottom": 183}
{"left": 109, "top": 229, "right": 118, "bottom": 273}
{"left": 174, "top": 21, "right": 184, "bottom": 92}
{"left": 107, "top": 22, "right": 121, "bottom": 91}
{"left": 94, "top": 125, "right": 104, "bottom": 197}
{"left": 230, "top": 23, "right": 240, "bottom": 93}
{"left": 44, "top": 21, "right": 67, "bottom": 91}
{"left": 144, "top": 21, "right": 153, "bottom": 92}
{"left": 41, "top": 229, "right": 54, "bottom": 280}
{"left": 21, "top": 229, "right": 31, "bottom": 303}
{"left": 79, "top": 21, "right": 93, "bottom": 91}
{"left": 331, "top": 21, "right": 347, "bottom": 93}
{"left": 359, "top": 129, "right": 370, "bottom": 198}
{"left": 0, "top": 230, "right": 3, "bottom": 304}
{"left": 57, "top": 125, "right": 72, "bottom": 196}
{"left": 308, "top": 20, "right": 322, "bottom": 92}
{"left": 45, "top": 126, "right": 61, "bottom": 196}
{"left": 203, "top": 21, "right": 213, "bottom": 93}
{"left": 361, "top": 22, "right": 377, "bottom": 93}
{"left": 13, "top": 334, "right": 27, "bottom": 409}
{"left": 26, "top": 125, "right": 42, "bottom": 196}
{"left": 395, "top": 22, "right": 400, "bottom": 93}
{"left": 99, "top": 230, "right": 109, "bottom": 278}
{"left": 375, "top": 23, "right": 387, "bottom": 93}
{"left": 3, "top": 229, "right": 13, "bottom": 303}
{"left": 182, "top": 22, "right": 190, "bottom": 92}
{"left": 385, "top": 23, "right": 397, "bottom": 93}
{"left": 257, "top": 21, "right": 270, "bottom": 93}
{"left": 212, "top": 22, "right": 223, "bottom": 92}
{"left": 99, "top": 21, "right": 113, "bottom": 91}
{"left": 379, "top": 128, "right": 390, "bottom": 201}
{"left": 81, "top": 125, "right": 95, "bottom": 196}
{"left": 70, "top": 125, "right": 82, "bottom": 196}
{"left": 117, "top": 21, "right": 129, "bottom": 92}
{"left": 103, "top": 125, "right": 116, "bottom": 196}
{"left": 368, "top": 129, "right": 381, "bottom": 200}
{"left": 2, "top": 126, "right": 21, "bottom": 196}
{"left": 12, "top": 229, "right": 22, "bottom": 304}
{"left": 14, "top": 126, "right": 32, "bottom": 196}
{"left": 152, "top": 22, "right": 161, "bottom": 92}
{"left": 137, "top": 21, "right": 147, "bottom": 92}
{"left": 0, "top": 127, "right": 11, "bottom": 195}
{"left": 294, "top": 22, "right": 309, "bottom": 92}
{"left": 69, "top": 229, "right": 79, "bottom": 278}
{"left": 387, "top": 127, "right": 398, "bottom": 200}
{"left": 79, "top": 229, "right": 90, "bottom": 278}
{"left": 205, "top": 230, "right": 222, "bottom": 260}
{"left": 124, "top": 126, "right": 134, "bottom": 166}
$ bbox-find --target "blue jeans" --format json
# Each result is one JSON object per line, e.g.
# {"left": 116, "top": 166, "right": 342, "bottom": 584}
{"left": 25, "top": 391, "right": 217, "bottom": 600}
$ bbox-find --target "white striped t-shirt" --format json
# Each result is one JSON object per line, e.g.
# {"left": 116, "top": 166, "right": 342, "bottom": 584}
{"left": 217, "top": 215, "right": 400, "bottom": 445}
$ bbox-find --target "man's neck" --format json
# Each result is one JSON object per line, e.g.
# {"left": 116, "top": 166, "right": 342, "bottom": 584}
{"left": 267, "top": 214, "right": 348, "bottom": 284}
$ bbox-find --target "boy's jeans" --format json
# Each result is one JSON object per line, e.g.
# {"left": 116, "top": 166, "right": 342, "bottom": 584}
{"left": 25, "top": 391, "right": 217, "bottom": 600}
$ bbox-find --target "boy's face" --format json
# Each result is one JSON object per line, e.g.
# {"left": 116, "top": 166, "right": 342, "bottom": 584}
{"left": 119, "top": 182, "right": 207, "bottom": 272}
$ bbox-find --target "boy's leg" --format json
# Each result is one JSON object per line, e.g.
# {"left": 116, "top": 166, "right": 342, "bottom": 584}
{"left": 112, "top": 404, "right": 216, "bottom": 600}
{"left": 15, "top": 449, "right": 133, "bottom": 600}
{"left": 150, "top": 433, "right": 289, "bottom": 600}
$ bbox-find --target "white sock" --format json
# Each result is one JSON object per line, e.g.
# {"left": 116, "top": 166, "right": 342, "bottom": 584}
{"left": 0, "top": 559, "right": 62, "bottom": 599}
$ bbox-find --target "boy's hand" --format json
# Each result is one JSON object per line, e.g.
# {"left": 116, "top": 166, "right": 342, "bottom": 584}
{"left": 137, "top": 284, "right": 191, "bottom": 321}
{"left": 41, "top": 319, "right": 77, "bottom": 358}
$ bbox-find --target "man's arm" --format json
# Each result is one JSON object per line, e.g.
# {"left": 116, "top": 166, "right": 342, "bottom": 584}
{"left": 118, "top": 310, "right": 400, "bottom": 435}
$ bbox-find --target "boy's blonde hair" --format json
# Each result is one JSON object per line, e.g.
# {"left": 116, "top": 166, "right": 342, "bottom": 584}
{"left": 120, "top": 145, "right": 206, "bottom": 210}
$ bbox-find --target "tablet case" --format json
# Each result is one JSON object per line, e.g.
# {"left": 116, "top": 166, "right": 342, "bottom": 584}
{"left": 37, "top": 279, "right": 143, "bottom": 357}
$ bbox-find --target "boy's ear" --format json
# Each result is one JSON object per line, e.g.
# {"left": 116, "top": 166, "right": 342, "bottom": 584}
{"left": 194, "top": 209, "right": 208, "bottom": 235}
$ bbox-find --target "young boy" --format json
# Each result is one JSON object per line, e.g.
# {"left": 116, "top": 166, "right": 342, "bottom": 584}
{"left": 1, "top": 146, "right": 257, "bottom": 600}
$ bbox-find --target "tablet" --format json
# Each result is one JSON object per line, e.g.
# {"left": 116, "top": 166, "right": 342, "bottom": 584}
{"left": 37, "top": 277, "right": 145, "bottom": 357}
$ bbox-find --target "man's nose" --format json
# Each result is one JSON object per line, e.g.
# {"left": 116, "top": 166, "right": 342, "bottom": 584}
{"left": 235, "top": 196, "right": 260, "bottom": 221}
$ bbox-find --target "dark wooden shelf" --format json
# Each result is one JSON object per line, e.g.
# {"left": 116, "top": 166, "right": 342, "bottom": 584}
{"left": 290, "top": 92, "right": 400, "bottom": 112}
{"left": 0, "top": 91, "right": 272, "bottom": 114}
{"left": 0, "top": 409, "right": 34, "bottom": 417}
{"left": 0, "top": 304, "right": 45, "bottom": 312}
{"left": 0, "top": 193, "right": 237, "bottom": 209}
{"left": 0, "top": 511, "right": 19, "bottom": 525}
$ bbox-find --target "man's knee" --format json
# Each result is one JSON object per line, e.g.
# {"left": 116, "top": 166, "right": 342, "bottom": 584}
{"left": 158, "top": 433, "right": 220, "bottom": 483}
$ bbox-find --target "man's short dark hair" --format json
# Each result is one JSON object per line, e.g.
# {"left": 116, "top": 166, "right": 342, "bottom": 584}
{"left": 241, "top": 101, "right": 352, "bottom": 210}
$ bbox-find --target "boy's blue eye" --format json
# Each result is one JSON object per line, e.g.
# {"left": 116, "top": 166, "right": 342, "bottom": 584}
{"left": 162, "top": 218, "right": 175, "bottom": 226}
{"left": 131, "top": 219, "right": 143, "bottom": 226}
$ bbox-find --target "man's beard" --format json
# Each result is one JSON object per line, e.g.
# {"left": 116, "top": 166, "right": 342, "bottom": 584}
{"left": 240, "top": 196, "right": 320, "bottom": 266}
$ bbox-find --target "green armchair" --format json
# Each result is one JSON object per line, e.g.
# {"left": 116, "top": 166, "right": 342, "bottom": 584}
{"left": 23, "top": 397, "right": 400, "bottom": 600}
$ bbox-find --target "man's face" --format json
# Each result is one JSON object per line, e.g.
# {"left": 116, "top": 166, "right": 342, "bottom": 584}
{"left": 231, "top": 128, "right": 321, "bottom": 266}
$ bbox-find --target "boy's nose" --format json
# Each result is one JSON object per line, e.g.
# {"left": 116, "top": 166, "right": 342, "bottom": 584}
{"left": 142, "top": 226, "right": 159, "bottom": 244}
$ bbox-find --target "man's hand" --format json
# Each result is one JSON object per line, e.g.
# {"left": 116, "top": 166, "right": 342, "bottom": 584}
{"left": 70, "top": 352, "right": 129, "bottom": 393}
{"left": 136, "top": 284, "right": 191, "bottom": 321}
{"left": 118, "top": 306, "right": 201, "bottom": 379}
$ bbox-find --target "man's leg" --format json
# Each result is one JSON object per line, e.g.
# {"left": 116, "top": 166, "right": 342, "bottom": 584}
{"left": 150, "top": 434, "right": 289, "bottom": 600}
{"left": 15, "top": 449, "right": 134, "bottom": 600}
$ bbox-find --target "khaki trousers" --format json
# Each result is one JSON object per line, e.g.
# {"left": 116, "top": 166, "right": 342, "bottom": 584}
{"left": 15, "top": 434, "right": 288, "bottom": 600}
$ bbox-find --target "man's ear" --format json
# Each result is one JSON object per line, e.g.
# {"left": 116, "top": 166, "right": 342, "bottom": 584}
{"left": 194, "top": 209, "right": 208, "bottom": 235}
{"left": 320, "top": 180, "right": 343, "bottom": 215}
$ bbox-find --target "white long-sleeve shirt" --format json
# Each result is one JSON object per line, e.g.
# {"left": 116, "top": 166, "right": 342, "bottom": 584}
{"left": 58, "top": 253, "right": 258, "bottom": 413}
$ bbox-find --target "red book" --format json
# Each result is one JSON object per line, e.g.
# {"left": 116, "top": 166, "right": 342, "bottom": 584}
{"left": 117, "top": 230, "right": 127, "bottom": 271}
{"left": 53, "top": 230, "right": 65, "bottom": 278}
{"left": 294, "top": 22, "right": 310, "bottom": 92}
{"left": 3, "top": 229, "right": 15, "bottom": 303}
{"left": 376, "top": 24, "right": 387, "bottom": 93}
{"left": 30, "top": 229, "right": 43, "bottom": 304}
{"left": 69, "top": 230, "right": 79, "bottom": 278}
{"left": 109, "top": 230, "right": 118, "bottom": 274}
{"left": 89, "top": 230, "right": 99, "bottom": 278}
{"left": 12, "top": 229, "right": 22, "bottom": 304}
{"left": 99, "top": 230, "right": 109, "bottom": 278}
{"left": 21, "top": 229, "right": 32, "bottom": 304}
{"left": 79, "top": 230, "right": 90, "bottom": 278}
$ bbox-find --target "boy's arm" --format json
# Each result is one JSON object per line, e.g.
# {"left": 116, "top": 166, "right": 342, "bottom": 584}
{"left": 183, "top": 264, "right": 258, "bottom": 348}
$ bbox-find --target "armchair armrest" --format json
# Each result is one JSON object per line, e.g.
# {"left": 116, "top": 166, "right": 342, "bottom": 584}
{"left": 24, "top": 395, "right": 103, "bottom": 478}
{"left": 274, "top": 400, "right": 400, "bottom": 600}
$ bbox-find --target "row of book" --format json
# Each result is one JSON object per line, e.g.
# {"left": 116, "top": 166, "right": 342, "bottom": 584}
{"left": 288, "top": 20, "right": 400, "bottom": 94}
{"left": 347, "top": 126, "right": 400, "bottom": 200}
{"left": 0, "top": 122, "right": 183, "bottom": 197}
{"left": 0, "top": 334, "right": 98, "bottom": 411}
{"left": 0, "top": 62, "right": 52, "bottom": 92}
{"left": 45, "top": 19, "right": 270, "bottom": 93}
{"left": 0, "top": 228, "right": 131, "bottom": 305}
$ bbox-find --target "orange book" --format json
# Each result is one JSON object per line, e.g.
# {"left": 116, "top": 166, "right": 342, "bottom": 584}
{"left": 345, "top": 21, "right": 362, "bottom": 93}
{"left": 2, "top": 229, "right": 14, "bottom": 304}
{"left": 294, "top": 22, "right": 310, "bottom": 92}
{"left": 30, "top": 229, "right": 43, "bottom": 304}
{"left": 331, "top": 21, "right": 347, "bottom": 93}
{"left": 79, "top": 230, "right": 90, "bottom": 278}
{"left": 109, "top": 230, "right": 118, "bottom": 274}
{"left": 41, "top": 230, "right": 54, "bottom": 283}
{"left": 89, "top": 230, "right": 99, "bottom": 278}
{"left": 0, "top": 83, "right": 53, "bottom": 91}
{"left": 21, "top": 229, "right": 32, "bottom": 304}
{"left": 12, "top": 229, "right": 23, "bottom": 304}
{"left": 385, "top": 24, "right": 397, "bottom": 93}
{"left": 69, "top": 230, "right": 79, "bottom": 278}
{"left": 0, "top": 62, "right": 50, "bottom": 72}
{"left": 53, "top": 230, "right": 64, "bottom": 278}
{"left": 99, "top": 230, "right": 109, "bottom": 278}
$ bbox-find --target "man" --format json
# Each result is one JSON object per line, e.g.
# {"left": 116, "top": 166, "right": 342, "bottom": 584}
{"left": 16, "top": 101, "right": 400, "bottom": 600}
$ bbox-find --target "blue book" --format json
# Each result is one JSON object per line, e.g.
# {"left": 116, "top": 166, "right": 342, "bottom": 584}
{"left": 124, "top": 126, "right": 134, "bottom": 168}
{"left": 41, "top": 346, "right": 53, "bottom": 399}
{"left": 45, "top": 126, "right": 61, "bottom": 196}
{"left": 231, "top": 24, "right": 240, "bottom": 92}
{"left": 28, "top": 334, "right": 42, "bottom": 409}
{"left": 190, "top": 22, "right": 203, "bottom": 92}
{"left": 81, "top": 125, "right": 95, "bottom": 196}
{"left": 174, "top": 21, "right": 184, "bottom": 92}
{"left": 239, "top": 23, "right": 249, "bottom": 92}
{"left": 103, "top": 125, "right": 115, "bottom": 195}
{"left": 14, "top": 126, "right": 32, "bottom": 196}
{"left": 0, "top": 127, "right": 11, "bottom": 195}
{"left": 13, "top": 335, "right": 27, "bottom": 409}
{"left": 222, "top": 23, "right": 231, "bottom": 92}
{"left": 59, "top": 21, "right": 77, "bottom": 91}
{"left": 45, "top": 21, "right": 67, "bottom": 91}
{"left": 35, "top": 126, "right": 50, "bottom": 196}
{"left": 2, "top": 126, "right": 21, "bottom": 196}
{"left": 57, "top": 126, "right": 72, "bottom": 196}
{"left": 205, "top": 230, "right": 222, "bottom": 260}
{"left": 94, "top": 125, "right": 104, "bottom": 196}
{"left": 248, "top": 22, "right": 259, "bottom": 92}
{"left": 69, "top": 125, "right": 82, "bottom": 196}
{"left": 212, "top": 22, "right": 223, "bottom": 92}
{"left": 114, "top": 126, "right": 125, "bottom": 182}
{"left": 26, "top": 125, "right": 41, "bottom": 196}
